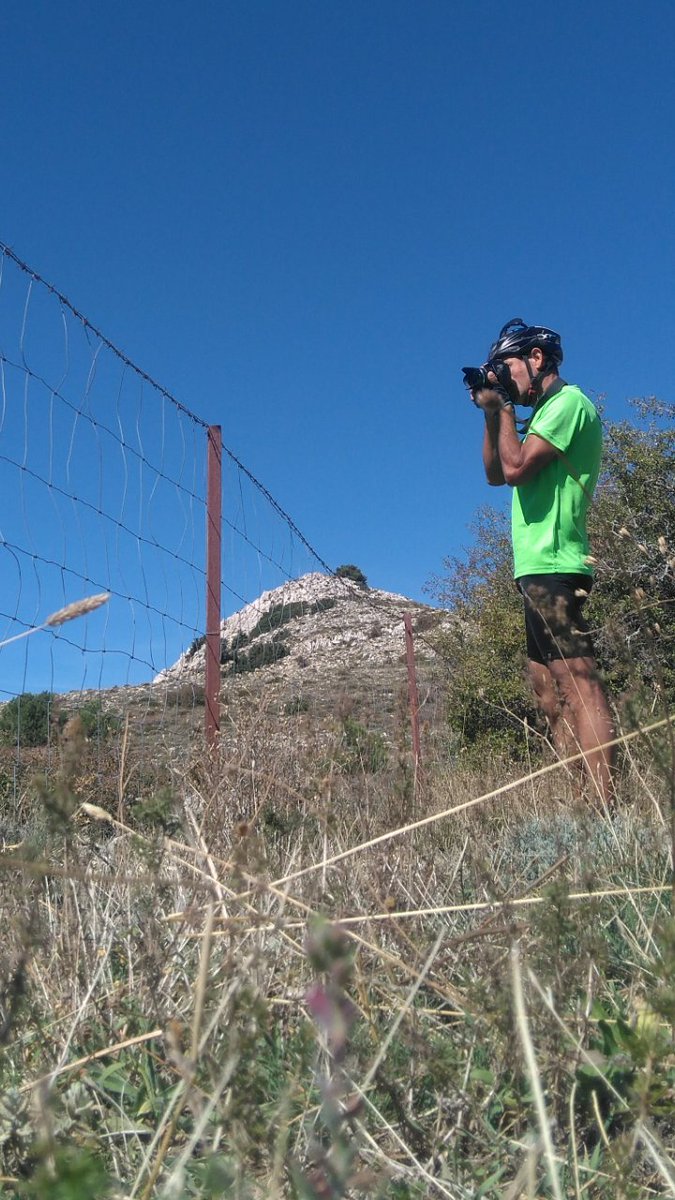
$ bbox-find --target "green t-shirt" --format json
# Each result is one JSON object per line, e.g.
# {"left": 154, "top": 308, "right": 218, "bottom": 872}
{"left": 511, "top": 382, "right": 602, "bottom": 578}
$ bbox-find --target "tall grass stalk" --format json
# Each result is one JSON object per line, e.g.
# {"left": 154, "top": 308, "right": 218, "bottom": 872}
{"left": 511, "top": 943, "right": 564, "bottom": 1200}
{"left": 0, "top": 593, "right": 110, "bottom": 649}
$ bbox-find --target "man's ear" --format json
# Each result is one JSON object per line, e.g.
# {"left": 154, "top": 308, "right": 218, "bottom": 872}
{"left": 530, "top": 347, "right": 545, "bottom": 370}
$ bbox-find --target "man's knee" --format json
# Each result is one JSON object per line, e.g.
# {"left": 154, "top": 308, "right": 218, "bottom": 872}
{"left": 548, "top": 656, "right": 604, "bottom": 710}
{"left": 527, "top": 659, "right": 559, "bottom": 723}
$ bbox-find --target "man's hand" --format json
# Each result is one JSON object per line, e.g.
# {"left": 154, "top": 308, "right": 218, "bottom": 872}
{"left": 474, "top": 387, "right": 512, "bottom": 414}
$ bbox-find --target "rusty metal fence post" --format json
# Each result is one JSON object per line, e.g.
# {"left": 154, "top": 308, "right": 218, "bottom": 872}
{"left": 403, "top": 612, "right": 422, "bottom": 782}
{"left": 205, "top": 425, "right": 222, "bottom": 748}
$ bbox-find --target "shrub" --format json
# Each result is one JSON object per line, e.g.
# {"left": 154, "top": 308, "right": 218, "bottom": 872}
{"left": 335, "top": 564, "right": 368, "bottom": 587}
{"left": 247, "top": 597, "right": 337, "bottom": 641}
{"left": 186, "top": 634, "right": 206, "bottom": 658}
{"left": 220, "top": 631, "right": 249, "bottom": 666}
{"left": 75, "top": 698, "right": 120, "bottom": 739}
{"left": 587, "top": 398, "right": 675, "bottom": 707}
{"left": 188, "top": 600, "right": 338, "bottom": 669}
{"left": 133, "top": 786, "right": 182, "bottom": 835}
{"left": 339, "top": 715, "right": 388, "bottom": 774}
{"left": 250, "top": 603, "right": 303, "bottom": 636}
{"left": 427, "top": 506, "right": 536, "bottom": 759}
{"left": 231, "top": 638, "right": 290, "bottom": 674}
{"left": 0, "top": 692, "right": 56, "bottom": 748}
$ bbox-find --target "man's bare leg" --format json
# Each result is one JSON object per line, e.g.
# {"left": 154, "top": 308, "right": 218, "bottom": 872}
{"left": 527, "top": 659, "right": 583, "bottom": 796}
{"left": 547, "top": 656, "right": 616, "bottom": 805}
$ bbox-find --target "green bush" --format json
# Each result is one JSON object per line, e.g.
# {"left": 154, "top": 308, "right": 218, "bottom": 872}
{"left": 0, "top": 692, "right": 55, "bottom": 748}
{"left": 191, "top": 598, "right": 338, "bottom": 669}
{"left": 220, "top": 630, "right": 249, "bottom": 666}
{"left": 75, "top": 698, "right": 120, "bottom": 739}
{"left": 428, "top": 506, "right": 537, "bottom": 759}
{"left": 251, "top": 602, "right": 304, "bottom": 636}
{"left": 339, "top": 715, "right": 388, "bottom": 774}
{"left": 587, "top": 398, "right": 675, "bottom": 708}
{"left": 186, "top": 633, "right": 205, "bottom": 658}
{"left": 313, "top": 597, "right": 338, "bottom": 614}
{"left": 247, "top": 597, "right": 337, "bottom": 641}
{"left": 231, "top": 638, "right": 290, "bottom": 674}
{"left": 133, "top": 786, "right": 181, "bottom": 834}
{"left": 335, "top": 564, "right": 368, "bottom": 587}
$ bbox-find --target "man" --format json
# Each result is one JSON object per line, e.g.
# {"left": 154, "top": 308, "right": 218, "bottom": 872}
{"left": 466, "top": 318, "right": 615, "bottom": 804}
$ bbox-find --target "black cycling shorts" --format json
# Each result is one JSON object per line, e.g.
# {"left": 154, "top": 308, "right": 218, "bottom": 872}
{"left": 516, "top": 573, "right": 595, "bottom": 665}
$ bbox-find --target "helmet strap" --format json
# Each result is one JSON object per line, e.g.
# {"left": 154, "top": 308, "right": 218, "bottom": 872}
{"left": 523, "top": 355, "right": 548, "bottom": 402}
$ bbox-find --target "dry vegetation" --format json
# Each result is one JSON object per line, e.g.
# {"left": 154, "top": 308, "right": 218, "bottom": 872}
{"left": 0, "top": 684, "right": 674, "bottom": 1199}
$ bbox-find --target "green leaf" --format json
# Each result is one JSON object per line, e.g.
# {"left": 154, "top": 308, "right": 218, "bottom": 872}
{"left": 475, "top": 1164, "right": 508, "bottom": 1196}
{"left": 470, "top": 1067, "right": 495, "bottom": 1085}
{"left": 89, "top": 1063, "right": 137, "bottom": 1098}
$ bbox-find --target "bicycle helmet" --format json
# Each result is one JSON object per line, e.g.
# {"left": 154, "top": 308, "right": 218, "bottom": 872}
{"left": 488, "top": 318, "right": 563, "bottom": 367}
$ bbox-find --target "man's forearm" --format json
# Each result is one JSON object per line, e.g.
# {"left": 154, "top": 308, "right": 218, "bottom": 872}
{"left": 497, "top": 408, "right": 557, "bottom": 485}
{"left": 496, "top": 407, "right": 524, "bottom": 479}
{"left": 482, "top": 413, "right": 505, "bottom": 485}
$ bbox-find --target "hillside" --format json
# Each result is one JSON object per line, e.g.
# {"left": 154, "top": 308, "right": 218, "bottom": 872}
{"left": 154, "top": 571, "right": 450, "bottom": 739}
{"left": 158, "top": 572, "right": 445, "bottom": 679}
{"left": 0, "top": 573, "right": 451, "bottom": 813}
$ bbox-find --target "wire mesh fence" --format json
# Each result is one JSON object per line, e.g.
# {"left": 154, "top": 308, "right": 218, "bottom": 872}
{"left": 0, "top": 243, "right": 447, "bottom": 838}
{"left": 0, "top": 244, "right": 213, "bottom": 697}
{"left": 0, "top": 246, "right": 347, "bottom": 804}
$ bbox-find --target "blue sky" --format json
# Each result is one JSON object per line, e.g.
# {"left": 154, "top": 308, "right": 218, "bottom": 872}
{"left": 1, "top": 1, "right": 674, "bottom": 690}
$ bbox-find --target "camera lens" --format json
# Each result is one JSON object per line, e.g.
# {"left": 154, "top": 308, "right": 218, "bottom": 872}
{"left": 462, "top": 366, "right": 489, "bottom": 390}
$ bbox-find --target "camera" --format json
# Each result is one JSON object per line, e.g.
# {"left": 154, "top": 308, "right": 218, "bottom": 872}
{"left": 462, "top": 359, "right": 514, "bottom": 408}
{"left": 462, "top": 365, "right": 492, "bottom": 391}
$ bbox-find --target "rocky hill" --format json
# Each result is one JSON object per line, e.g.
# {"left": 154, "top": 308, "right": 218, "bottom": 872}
{"left": 158, "top": 571, "right": 445, "bottom": 683}
{"left": 155, "top": 571, "right": 450, "bottom": 745}
{"left": 12, "top": 573, "right": 452, "bottom": 826}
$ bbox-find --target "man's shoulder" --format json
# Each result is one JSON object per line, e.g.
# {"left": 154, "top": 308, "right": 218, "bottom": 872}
{"left": 526, "top": 381, "right": 601, "bottom": 458}
{"left": 531, "top": 382, "right": 600, "bottom": 429}
{"left": 558, "top": 382, "right": 598, "bottom": 411}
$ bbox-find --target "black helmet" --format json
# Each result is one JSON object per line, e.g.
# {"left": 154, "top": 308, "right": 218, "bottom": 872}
{"left": 488, "top": 317, "right": 563, "bottom": 366}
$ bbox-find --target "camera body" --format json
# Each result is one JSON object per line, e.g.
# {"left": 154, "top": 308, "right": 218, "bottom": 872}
{"left": 462, "top": 365, "right": 492, "bottom": 391}
{"left": 462, "top": 359, "right": 513, "bottom": 406}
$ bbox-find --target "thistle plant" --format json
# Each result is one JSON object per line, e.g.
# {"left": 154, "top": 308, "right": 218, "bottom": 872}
{"left": 291, "top": 919, "right": 362, "bottom": 1199}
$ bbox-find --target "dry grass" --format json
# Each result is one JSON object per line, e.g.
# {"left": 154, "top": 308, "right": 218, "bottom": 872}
{"left": 0, "top": 700, "right": 674, "bottom": 1198}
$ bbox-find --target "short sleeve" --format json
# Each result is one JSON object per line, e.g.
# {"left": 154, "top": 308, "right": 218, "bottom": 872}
{"left": 528, "top": 391, "right": 581, "bottom": 454}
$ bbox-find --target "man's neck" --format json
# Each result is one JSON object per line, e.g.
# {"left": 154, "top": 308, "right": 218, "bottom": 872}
{"left": 539, "top": 371, "right": 560, "bottom": 397}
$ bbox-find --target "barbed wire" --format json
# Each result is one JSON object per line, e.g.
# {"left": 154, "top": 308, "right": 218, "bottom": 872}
{"left": 0, "top": 241, "right": 338, "bottom": 579}
{"left": 0, "top": 242, "right": 210, "bottom": 430}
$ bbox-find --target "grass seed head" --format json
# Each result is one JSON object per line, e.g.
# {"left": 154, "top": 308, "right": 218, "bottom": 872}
{"left": 45, "top": 593, "right": 111, "bottom": 627}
